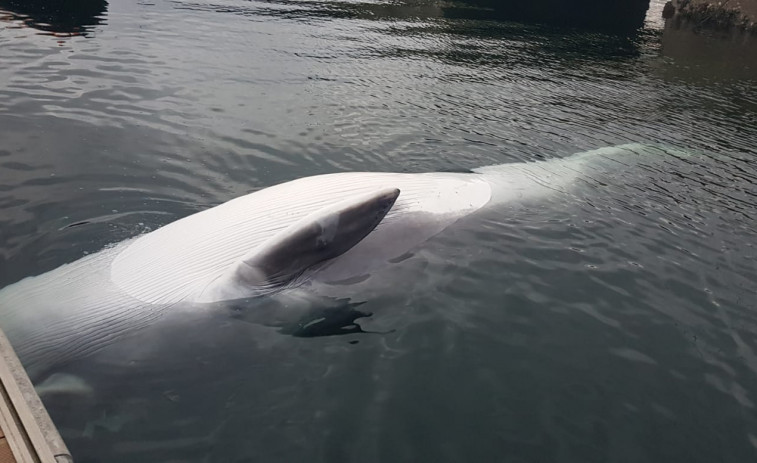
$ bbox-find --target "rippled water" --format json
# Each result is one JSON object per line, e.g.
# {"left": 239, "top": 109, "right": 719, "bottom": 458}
{"left": 1, "top": 0, "right": 757, "bottom": 461}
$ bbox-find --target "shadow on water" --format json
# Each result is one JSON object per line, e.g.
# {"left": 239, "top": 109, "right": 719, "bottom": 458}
{"left": 227, "top": 297, "right": 391, "bottom": 338}
{"left": 0, "top": 0, "right": 108, "bottom": 36}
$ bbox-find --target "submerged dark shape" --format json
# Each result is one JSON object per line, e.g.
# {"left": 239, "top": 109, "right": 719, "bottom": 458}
{"left": 227, "top": 296, "right": 386, "bottom": 338}
{"left": 0, "top": 0, "right": 108, "bottom": 35}
{"left": 277, "top": 302, "right": 377, "bottom": 338}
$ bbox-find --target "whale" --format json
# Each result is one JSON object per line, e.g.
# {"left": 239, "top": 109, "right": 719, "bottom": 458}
{"left": 0, "top": 143, "right": 676, "bottom": 380}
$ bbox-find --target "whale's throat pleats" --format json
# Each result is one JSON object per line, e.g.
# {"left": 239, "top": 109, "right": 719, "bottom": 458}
{"left": 110, "top": 172, "right": 491, "bottom": 304}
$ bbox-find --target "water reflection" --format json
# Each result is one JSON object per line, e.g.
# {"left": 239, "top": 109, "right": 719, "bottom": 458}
{"left": 175, "top": 0, "right": 649, "bottom": 69}
{"left": 171, "top": 0, "right": 444, "bottom": 22}
{"left": 177, "top": 0, "right": 650, "bottom": 32}
{"left": 449, "top": 0, "right": 651, "bottom": 31}
{"left": 660, "top": 18, "right": 757, "bottom": 81}
{"left": 0, "top": 0, "right": 107, "bottom": 36}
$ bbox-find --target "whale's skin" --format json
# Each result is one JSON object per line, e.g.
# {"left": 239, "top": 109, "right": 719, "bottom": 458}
{"left": 0, "top": 144, "right": 668, "bottom": 379}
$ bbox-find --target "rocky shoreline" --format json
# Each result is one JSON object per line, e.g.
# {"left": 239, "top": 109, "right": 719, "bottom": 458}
{"left": 665, "top": 0, "right": 757, "bottom": 33}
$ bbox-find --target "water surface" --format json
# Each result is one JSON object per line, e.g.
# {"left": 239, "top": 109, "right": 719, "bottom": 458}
{"left": 1, "top": 0, "right": 756, "bottom": 462}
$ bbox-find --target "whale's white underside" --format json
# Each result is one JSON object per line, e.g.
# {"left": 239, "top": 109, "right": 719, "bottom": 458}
{"left": 112, "top": 172, "right": 492, "bottom": 305}
{"left": 0, "top": 144, "right": 672, "bottom": 377}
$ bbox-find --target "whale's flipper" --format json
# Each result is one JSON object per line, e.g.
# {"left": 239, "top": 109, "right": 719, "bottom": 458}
{"left": 36, "top": 373, "right": 94, "bottom": 398}
{"left": 196, "top": 187, "right": 400, "bottom": 302}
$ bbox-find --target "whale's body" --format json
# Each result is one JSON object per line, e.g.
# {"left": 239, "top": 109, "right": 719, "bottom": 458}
{"left": 0, "top": 144, "right": 667, "bottom": 378}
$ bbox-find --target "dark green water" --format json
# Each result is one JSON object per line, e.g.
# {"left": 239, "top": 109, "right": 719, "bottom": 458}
{"left": 1, "top": 0, "right": 757, "bottom": 462}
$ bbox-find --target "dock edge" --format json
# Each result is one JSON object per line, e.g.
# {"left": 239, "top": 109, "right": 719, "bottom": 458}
{"left": 0, "top": 329, "right": 72, "bottom": 463}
